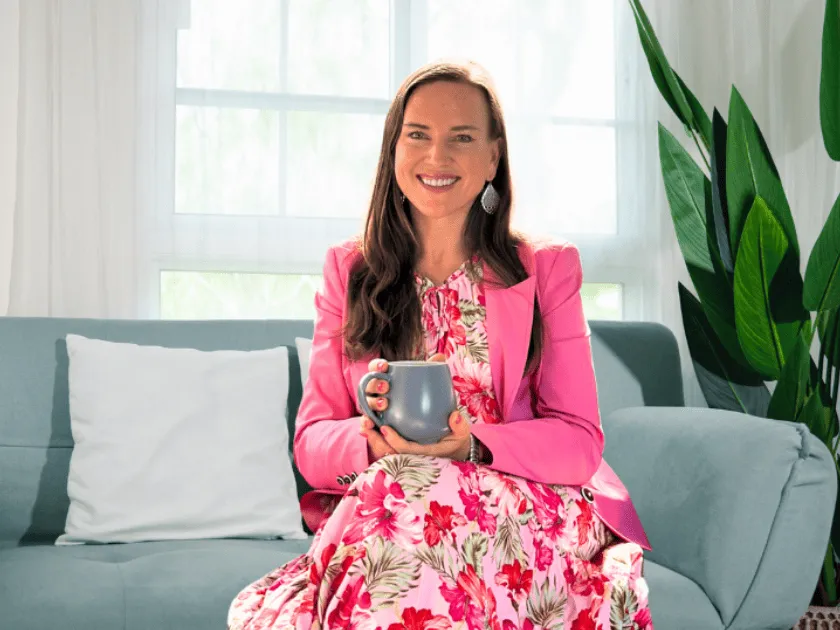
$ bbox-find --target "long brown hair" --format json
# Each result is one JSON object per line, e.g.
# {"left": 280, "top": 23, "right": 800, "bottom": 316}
{"left": 344, "top": 60, "right": 543, "bottom": 374}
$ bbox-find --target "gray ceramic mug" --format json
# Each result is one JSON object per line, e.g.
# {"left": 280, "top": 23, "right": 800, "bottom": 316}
{"left": 358, "top": 360, "right": 457, "bottom": 445}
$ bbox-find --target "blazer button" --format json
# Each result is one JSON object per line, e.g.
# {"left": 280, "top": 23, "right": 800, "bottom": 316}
{"left": 349, "top": 472, "right": 358, "bottom": 481}
{"left": 337, "top": 476, "right": 345, "bottom": 486}
{"left": 342, "top": 475, "right": 353, "bottom": 485}
{"left": 581, "top": 487, "right": 595, "bottom": 503}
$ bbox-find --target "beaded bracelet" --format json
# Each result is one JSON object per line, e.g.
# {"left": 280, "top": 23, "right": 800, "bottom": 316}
{"left": 468, "top": 434, "right": 480, "bottom": 463}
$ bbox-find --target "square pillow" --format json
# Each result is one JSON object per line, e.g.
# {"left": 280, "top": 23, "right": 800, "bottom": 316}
{"left": 295, "top": 337, "right": 313, "bottom": 388}
{"left": 57, "top": 334, "right": 306, "bottom": 545}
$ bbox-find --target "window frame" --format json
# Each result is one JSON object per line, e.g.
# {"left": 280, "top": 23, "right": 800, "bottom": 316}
{"left": 149, "top": 0, "right": 647, "bottom": 322}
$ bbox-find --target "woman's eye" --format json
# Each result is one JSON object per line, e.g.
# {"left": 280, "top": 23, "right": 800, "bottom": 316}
{"left": 407, "top": 131, "right": 425, "bottom": 140}
{"left": 455, "top": 134, "right": 474, "bottom": 143}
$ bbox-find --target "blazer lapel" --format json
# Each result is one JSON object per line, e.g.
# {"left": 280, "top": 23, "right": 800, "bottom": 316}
{"left": 483, "top": 246, "right": 537, "bottom": 420}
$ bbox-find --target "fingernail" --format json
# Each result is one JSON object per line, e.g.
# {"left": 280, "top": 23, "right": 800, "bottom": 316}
{"left": 378, "top": 399, "right": 386, "bottom": 408}
{"left": 377, "top": 381, "right": 386, "bottom": 392}
{"left": 378, "top": 360, "right": 387, "bottom": 370}
{"left": 455, "top": 416, "right": 462, "bottom": 424}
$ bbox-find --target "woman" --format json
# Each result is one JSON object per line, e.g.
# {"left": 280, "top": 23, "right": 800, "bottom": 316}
{"left": 229, "top": 60, "right": 653, "bottom": 630}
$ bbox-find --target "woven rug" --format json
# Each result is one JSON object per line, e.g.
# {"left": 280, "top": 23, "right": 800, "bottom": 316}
{"left": 795, "top": 607, "right": 840, "bottom": 629}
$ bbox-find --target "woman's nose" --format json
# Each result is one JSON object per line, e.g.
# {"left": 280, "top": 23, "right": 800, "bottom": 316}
{"left": 426, "top": 139, "right": 452, "bottom": 163}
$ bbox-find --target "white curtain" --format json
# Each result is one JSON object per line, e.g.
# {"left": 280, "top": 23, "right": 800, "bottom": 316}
{"left": 0, "top": 0, "right": 158, "bottom": 318}
{"left": 1, "top": 0, "right": 836, "bottom": 407}
{"left": 0, "top": 0, "right": 21, "bottom": 315}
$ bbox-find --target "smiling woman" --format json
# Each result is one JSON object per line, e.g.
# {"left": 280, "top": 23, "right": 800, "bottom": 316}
{"left": 396, "top": 82, "right": 501, "bottom": 221}
{"left": 227, "top": 60, "right": 653, "bottom": 630}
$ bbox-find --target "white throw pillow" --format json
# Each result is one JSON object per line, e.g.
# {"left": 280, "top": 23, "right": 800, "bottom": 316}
{"left": 295, "top": 337, "right": 313, "bottom": 388}
{"left": 57, "top": 334, "right": 306, "bottom": 545}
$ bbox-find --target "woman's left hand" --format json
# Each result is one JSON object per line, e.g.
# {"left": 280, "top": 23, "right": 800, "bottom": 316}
{"left": 379, "top": 408, "right": 472, "bottom": 461}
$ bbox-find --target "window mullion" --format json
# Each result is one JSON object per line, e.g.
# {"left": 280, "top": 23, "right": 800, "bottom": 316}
{"left": 173, "top": 88, "right": 390, "bottom": 114}
{"left": 278, "top": 0, "right": 290, "bottom": 218}
{"left": 391, "top": 0, "right": 412, "bottom": 94}
{"left": 408, "top": 0, "right": 427, "bottom": 71}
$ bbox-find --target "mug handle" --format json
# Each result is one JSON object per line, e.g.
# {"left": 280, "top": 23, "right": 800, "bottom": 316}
{"left": 357, "top": 371, "right": 392, "bottom": 428}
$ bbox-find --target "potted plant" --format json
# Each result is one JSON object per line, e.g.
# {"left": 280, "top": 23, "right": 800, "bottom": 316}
{"left": 628, "top": 0, "right": 840, "bottom": 616}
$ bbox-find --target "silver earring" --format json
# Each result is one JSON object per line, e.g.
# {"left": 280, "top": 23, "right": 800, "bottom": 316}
{"left": 480, "top": 181, "right": 500, "bottom": 214}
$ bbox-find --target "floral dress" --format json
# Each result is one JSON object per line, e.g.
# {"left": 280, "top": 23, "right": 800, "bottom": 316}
{"left": 228, "top": 258, "right": 653, "bottom": 630}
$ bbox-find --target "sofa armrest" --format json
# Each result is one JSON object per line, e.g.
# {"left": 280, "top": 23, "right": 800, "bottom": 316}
{"left": 603, "top": 406, "right": 836, "bottom": 629}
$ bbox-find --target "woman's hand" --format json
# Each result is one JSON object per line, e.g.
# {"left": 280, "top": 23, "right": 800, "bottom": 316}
{"left": 358, "top": 353, "right": 472, "bottom": 462}
{"left": 360, "top": 415, "right": 397, "bottom": 462}
{"left": 359, "top": 357, "right": 397, "bottom": 462}
{"left": 379, "top": 407, "right": 472, "bottom": 461}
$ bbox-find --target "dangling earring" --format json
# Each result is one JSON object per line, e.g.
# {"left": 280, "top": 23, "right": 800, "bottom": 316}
{"left": 480, "top": 181, "right": 500, "bottom": 215}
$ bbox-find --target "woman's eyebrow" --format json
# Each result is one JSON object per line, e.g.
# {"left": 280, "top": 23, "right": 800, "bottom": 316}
{"left": 403, "top": 122, "right": 480, "bottom": 131}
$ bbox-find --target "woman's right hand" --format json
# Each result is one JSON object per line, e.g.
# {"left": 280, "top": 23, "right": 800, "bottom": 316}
{"left": 359, "top": 358, "right": 396, "bottom": 462}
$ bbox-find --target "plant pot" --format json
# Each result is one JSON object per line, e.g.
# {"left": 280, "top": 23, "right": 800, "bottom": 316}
{"left": 795, "top": 606, "right": 840, "bottom": 629}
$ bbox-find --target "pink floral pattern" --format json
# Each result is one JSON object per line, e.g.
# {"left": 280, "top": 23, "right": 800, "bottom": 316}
{"left": 416, "top": 258, "right": 502, "bottom": 426}
{"left": 228, "top": 258, "right": 653, "bottom": 629}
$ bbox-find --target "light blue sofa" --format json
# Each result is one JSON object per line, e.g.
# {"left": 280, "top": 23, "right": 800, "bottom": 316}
{"left": 0, "top": 316, "right": 834, "bottom": 629}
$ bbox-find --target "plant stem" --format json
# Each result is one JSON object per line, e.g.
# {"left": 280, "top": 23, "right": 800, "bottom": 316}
{"left": 825, "top": 543, "right": 839, "bottom": 605}
{"left": 690, "top": 129, "right": 711, "bottom": 172}
{"left": 831, "top": 366, "right": 840, "bottom": 456}
{"left": 819, "top": 333, "right": 829, "bottom": 384}
{"left": 826, "top": 312, "right": 840, "bottom": 452}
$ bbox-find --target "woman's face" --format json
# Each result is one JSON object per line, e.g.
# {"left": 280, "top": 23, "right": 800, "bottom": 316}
{"left": 394, "top": 81, "right": 501, "bottom": 222}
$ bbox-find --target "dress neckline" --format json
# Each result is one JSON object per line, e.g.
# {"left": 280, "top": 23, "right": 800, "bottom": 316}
{"left": 414, "top": 255, "right": 480, "bottom": 288}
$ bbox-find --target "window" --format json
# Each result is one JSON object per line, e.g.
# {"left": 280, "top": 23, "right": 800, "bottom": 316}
{"left": 152, "top": 0, "right": 636, "bottom": 322}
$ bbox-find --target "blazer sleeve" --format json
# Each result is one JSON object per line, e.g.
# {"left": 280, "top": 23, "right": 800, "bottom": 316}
{"left": 470, "top": 243, "right": 605, "bottom": 486}
{"left": 293, "top": 245, "right": 370, "bottom": 491}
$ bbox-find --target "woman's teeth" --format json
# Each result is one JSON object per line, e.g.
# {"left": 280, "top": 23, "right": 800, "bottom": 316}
{"left": 420, "top": 177, "right": 457, "bottom": 187}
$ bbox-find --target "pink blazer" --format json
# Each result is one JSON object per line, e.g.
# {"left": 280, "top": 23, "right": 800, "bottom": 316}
{"left": 294, "top": 238, "right": 652, "bottom": 551}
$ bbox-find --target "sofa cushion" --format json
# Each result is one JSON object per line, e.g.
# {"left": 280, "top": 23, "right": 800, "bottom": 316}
{"left": 603, "top": 406, "right": 834, "bottom": 628}
{"left": 0, "top": 543, "right": 726, "bottom": 630}
{"left": 0, "top": 317, "right": 315, "bottom": 547}
{"left": 644, "top": 560, "right": 723, "bottom": 629}
{"left": 58, "top": 335, "right": 304, "bottom": 545}
{"left": 295, "top": 337, "right": 312, "bottom": 388}
{"left": 0, "top": 538, "right": 313, "bottom": 630}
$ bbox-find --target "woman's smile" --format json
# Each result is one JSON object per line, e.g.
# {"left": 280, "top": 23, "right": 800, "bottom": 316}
{"left": 416, "top": 174, "right": 460, "bottom": 193}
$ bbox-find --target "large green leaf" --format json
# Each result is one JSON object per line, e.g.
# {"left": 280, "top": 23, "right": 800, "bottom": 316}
{"left": 821, "top": 0, "right": 840, "bottom": 161}
{"left": 726, "top": 87, "right": 799, "bottom": 259}
{"left": 804, "top": 191, "right": 840, "bottom": 312}
{"left": 734, "top": 196, "right": 799, "bottom": 380}
{"left": 819, "top": 306, "right": 840, "bottom": 369}
{"left": 659, "top": 124, "right": 751, "bottom": 368}
{"left": 676, "top": 71, "right": 712, "bottom": 151}
{"left": 767, "top": 328, "right": 814, "bottom": 421}
{"left": 628, "top": 0, "right": 696, "bottom": 135}
{"left": 797, "top": 383, "right": 836, "bottom": 444}
{"left": 658, "top": 125, "right": 714, "bottom": 274}
{"left": 679, "top": 283, "right": 770, "bottom": 415}
{"left": 709, "top": 109, "right": 733, "bottom": 273}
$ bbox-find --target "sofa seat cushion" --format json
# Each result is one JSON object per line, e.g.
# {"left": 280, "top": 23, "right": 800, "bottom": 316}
{"left": 0, "top": 537, "right": 313, "bottom": 630}
{"left": 2, "top": 542, "right": 724, "bottom": 630}
{"left": 645, "top": 560, "right": 723, "bottom": 629}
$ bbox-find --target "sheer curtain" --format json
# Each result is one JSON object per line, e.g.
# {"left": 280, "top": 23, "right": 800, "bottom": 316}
{"left": 1, "top": 0, "right": 836, "bottom": 407}
{"left": 0, "top": 0, "right": 19, "bottom": 315}
{"left": 0, "top": 0, "right": 158, "bottom": 318}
